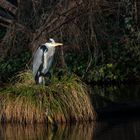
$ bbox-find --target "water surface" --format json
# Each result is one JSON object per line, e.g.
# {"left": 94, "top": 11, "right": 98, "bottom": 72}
{"left": 0, "top": 117, "right": 140, "bottom": 140}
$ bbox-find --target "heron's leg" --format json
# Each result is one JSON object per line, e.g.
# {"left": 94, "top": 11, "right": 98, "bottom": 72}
{"left": 35, "top": 76, "right": 38, "bottom": 84}
{"left": 35, "top": 71, "right": 40, "bottom": 84}
{"left": 42, "top": 76, "right": 46, "bottom": 85}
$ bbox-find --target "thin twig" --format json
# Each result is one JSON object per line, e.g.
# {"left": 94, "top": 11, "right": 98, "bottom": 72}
{"left": 0, "top": 0, "right": 17, "bottom": 15}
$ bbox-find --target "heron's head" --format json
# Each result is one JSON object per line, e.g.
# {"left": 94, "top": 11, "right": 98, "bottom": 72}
{"left": 45, "top": 38, "right": 63, "bottom": 48}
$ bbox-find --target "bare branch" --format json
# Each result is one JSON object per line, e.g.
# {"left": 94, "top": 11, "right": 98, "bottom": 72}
{"left": 0, "top": 15, "right": 33, "bottom": 36}
{"left": 0, "top": 15, "right": 13, "bottom": 23}
{"left": 0, "top": 0, "right": 17, "bottom": 15}
{"left": 0, "top": 22, "right": 10, "bottom": 28}
{"left": 32, "top": 2, "right": 84, "bottom": 43}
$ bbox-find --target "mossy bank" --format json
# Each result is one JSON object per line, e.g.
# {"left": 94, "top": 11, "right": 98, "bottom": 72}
{"left": 0, "top": 71, "right": 96, "bottom": 124}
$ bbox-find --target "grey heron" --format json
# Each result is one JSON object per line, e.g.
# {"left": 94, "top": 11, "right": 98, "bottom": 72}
{"left": 33, "top": 38, "right": 63, "bottom": 84}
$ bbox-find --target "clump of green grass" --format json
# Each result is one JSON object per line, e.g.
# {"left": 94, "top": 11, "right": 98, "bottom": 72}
{"left": 0, "top": 70, "right": 96, "bottom": 124}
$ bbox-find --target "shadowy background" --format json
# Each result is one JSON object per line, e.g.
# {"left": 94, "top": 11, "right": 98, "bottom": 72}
{"left": 0, "top": 0, "right": 140, "bottom": 84}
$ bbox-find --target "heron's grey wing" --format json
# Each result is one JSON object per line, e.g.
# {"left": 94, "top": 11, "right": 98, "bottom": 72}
{"left": 33, "top": 47, "right": 43, "bottom": 78}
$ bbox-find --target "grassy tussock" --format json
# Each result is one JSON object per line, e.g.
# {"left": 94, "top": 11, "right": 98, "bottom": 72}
{"left": 0, "top": 71, "right": 96, "bottom": 124}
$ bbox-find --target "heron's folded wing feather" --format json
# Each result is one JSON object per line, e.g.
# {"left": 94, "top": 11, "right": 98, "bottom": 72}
{"left": 33, "top": 47, "right": 43, "bottom": 78}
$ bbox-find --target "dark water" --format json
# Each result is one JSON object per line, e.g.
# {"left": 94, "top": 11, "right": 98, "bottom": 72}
{"left": 94, "top": 117, "right": 140, "bottom": 140}
{"left": 0, "top": 84, "right": 140, "bottom": 140}
{"left": 91, "top": 84, "right": 140, "bottom": 109}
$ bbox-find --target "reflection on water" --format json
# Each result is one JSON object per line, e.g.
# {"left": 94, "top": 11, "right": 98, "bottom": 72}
{"left": 0, "top": 123, "right": 96, "bottom": 140}
{"left": 0, "top": 118, "right": 140, "bottom": 140}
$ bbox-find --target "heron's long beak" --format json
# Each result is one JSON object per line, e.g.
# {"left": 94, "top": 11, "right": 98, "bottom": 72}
{"left": 54, "top": 43, "right": 63, "bottom": 47}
